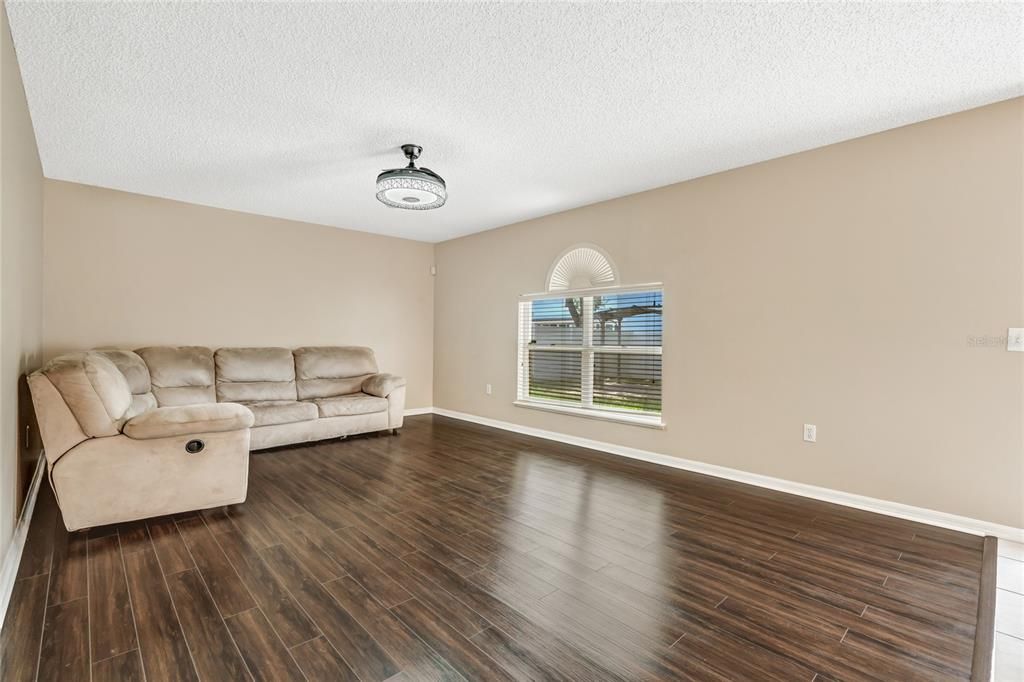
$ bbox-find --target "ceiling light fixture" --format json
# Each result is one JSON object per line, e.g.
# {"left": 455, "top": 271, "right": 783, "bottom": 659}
{"left": 376, "top": 144, "right": 447, "bottom": 210}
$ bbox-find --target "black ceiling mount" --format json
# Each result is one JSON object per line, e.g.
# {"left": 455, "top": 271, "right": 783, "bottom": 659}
{"left": 401, "top": 144, "right": 423, "bottom": 166}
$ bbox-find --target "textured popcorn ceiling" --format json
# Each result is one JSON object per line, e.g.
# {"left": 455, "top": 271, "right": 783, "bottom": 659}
{"left": 7, "top": 2, "right": 1023, "bottom": 242}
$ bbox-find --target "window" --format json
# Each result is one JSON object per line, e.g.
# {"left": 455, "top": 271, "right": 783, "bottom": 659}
{"left": 517, "top": 285, "right": 663, "bottom": 426}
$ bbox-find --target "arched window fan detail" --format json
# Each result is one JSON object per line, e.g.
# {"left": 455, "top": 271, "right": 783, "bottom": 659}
{"left": 547, "top": 246, "right": 618, "bottom": 291}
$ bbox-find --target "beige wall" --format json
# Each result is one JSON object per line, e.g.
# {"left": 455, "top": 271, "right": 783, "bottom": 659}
{"left": 31, "top": 95, "right": 1024, "bottom": 529}
{"left": 43, "top": 180, "right": 435, "bottom": 408}
{"left": 434, "top": 97, "right": 1024, "bottom": 528}
{"left": 0, "top": 5, "right": 44, "bottom": 561}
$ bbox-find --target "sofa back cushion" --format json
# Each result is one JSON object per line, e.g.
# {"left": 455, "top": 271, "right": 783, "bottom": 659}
{"left": 41, "top": 352, "right": 132, "bottom": 437}
{"left": 137, "top": 346, "right": 216, "bottom": 406}
{"left": 215, "top": 347, "right": 297, "bottom": 402}
{"left": 293, "top": 346, "right": 378, "bottom": 399}
{"left": 96, "top": 349, "right": 157, "bottom": 418}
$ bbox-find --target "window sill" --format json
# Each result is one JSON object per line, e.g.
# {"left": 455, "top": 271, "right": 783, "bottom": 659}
{"left": 513, "top": 400, "right": 665, "bottom": 429}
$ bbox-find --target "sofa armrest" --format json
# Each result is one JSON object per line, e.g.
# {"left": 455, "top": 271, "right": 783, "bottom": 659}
{"left": 123, "top": 403, "right": 254, "bottom": 440}
{"left": 362, "top": 373, "right": 407, "bottom": 398}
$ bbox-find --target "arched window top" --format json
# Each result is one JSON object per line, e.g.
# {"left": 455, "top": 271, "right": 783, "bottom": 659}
{"left": 547, "top": 245, "right": 618, "bottom": 291}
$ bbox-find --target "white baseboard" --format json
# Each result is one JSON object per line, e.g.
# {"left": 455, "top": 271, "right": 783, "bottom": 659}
{"left": 426, "top": 407, "right": 1024, "bottom": 543}
{"left": 403, "top": 406, "right": 435, "bottom": 417}
{"left": 0, "top": 451, "right": 46, "bottom": 631}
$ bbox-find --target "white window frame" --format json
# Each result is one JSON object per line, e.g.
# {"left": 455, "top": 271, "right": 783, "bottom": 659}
{"left": 516, "top": 283, "right": 664, "bottom": 429}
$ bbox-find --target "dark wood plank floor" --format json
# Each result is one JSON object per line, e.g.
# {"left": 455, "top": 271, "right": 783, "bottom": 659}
{"left": 2, "top": 414, "right": 986, "bottom": 681}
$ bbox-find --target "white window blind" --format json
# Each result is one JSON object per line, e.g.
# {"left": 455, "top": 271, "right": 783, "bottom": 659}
{"left": 517, "top": 287, "right": 663, "bottom": 419}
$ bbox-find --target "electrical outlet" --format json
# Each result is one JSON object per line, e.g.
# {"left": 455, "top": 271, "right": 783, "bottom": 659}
{"left": 803, "top": 424, "right": 817, "bottom": 443}
{"left": 485, "top": 383, "right": 492, "bottom": 395}
{"left": 1008, "top": 328, "right": 1024, "bottom": 352}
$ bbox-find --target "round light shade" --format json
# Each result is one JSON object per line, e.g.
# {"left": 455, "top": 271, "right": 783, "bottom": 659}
{"left": 376, "top": 167, "right": 446, "bottom": 210}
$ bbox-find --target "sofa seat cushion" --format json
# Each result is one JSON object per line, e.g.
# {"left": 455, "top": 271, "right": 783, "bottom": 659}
{"left": 313, "top": 393, "right": 388, "bottom": 418}
{"left": 123, "top": 403, "right": 254, "bottom": 440}
{"left": 241, "top": 400, "right": 318, "bottom": 427}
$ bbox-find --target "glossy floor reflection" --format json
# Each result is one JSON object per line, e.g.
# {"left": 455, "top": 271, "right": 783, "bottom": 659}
{"left": 2, "top": 414, "right": 986, "bottom": 680}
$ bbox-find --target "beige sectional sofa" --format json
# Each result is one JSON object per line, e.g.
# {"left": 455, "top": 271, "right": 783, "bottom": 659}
{"left": 28, "top": 346, "right": 406, "bottom": 531}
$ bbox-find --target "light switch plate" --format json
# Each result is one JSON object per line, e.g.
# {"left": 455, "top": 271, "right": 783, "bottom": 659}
{"left": 1009, "top": 328, "right": 1024, "bottom": 352}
